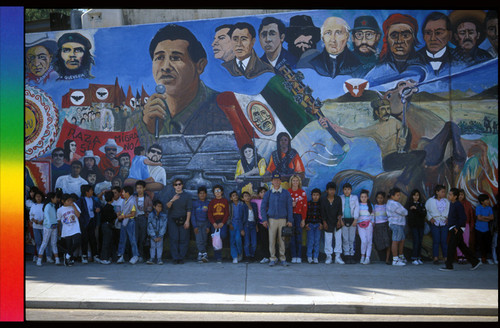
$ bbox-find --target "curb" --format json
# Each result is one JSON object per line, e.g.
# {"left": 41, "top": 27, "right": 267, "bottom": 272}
{"left": 26, "top": 300, "right": 499, "bottom": 316}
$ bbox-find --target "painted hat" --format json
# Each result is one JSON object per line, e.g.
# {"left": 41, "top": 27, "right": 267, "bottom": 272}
{"left": 352, "top": 15, "right": 381, "bottom": 33}
{"left": 99, "top": 138, "right": 123, "bottom": 154}
{"left": 80, "top": 150, "right": 101, "bottom": 165}
{"left": 271, "top": 171, "right": 281, "bottom": 179}
{"left": 285, "top": 15, "right": 321, "bottom": 44}
{"left": 57, "top": 32, "right": 92, "bottom": 50}
{"left": 25, "top": 34, "right": 58, "bottom": 55}
{"left": 449, "top": 10, "right": 487, "bottom": 46}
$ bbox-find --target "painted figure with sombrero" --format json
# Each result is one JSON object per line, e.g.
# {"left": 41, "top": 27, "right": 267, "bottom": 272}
{"left": 98, "top": 138, "right": 123, "bottom": 176}
{"left": 449, "top": 10, "right": 493, "bottom": 66}
{"left": 25, "top": 34, "right": 59, "bottom": 84}
{"left": 285, "top": 15, "right": 321, "bottom": 60}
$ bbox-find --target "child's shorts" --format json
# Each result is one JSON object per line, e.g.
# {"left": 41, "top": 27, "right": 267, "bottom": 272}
{"left": 389, "top": 224, "right": 405, "bottom": 242}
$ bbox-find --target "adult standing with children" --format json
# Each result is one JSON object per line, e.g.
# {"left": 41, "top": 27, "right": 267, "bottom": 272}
{"left": 260, "top": 172, "right": 293, "bottom": 267}
{"left": 166, "top": 178, "right": 192, "bottom": 264}
{"left": 288, "top": 174, "right": 307, "bottom": 264}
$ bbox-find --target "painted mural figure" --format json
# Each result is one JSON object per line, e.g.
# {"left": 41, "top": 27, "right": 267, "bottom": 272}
{"left": 296, "top": 17, "right": 362, "bottom": 79}
{"left": 321, "top": 98, "right": 425, "bottom": 188}
{"left": 54, "top": 160, "right": 88, "bottom": 198}
{"left": 365, "top": 13, "right": 426, "bottom": 85}
{"left": 258, "top": 17, "right": 298, "bottom": 70}
{"left": 125, "top": 144, "right": 166, "bottom": 192}
{"left": 222, "top": 22, "right": 275, "bottom": 79}
{"left": 450, "top": 10, "right": 493, "bottom": 66}
{"left": 63, "top": 139, "right": 81, "bottom": 165}
{"left": 50, "top": 147, "right": 70, "bottom": 191}
{"left": 284, "top": 15, "right": 321, "bottom": 61}
{"left": 98, "top": 138, "right": 122, "bottom": 176}
{"left": 53, "top": 32, "right": 95, "bottom": 80}
{"left": 25, "top": 36, "right": 58, "bottom": 84}
{"left": 235, "top": 143, "right": 267, "bottom": 192}
{"left": 212, "top": 24, "right": 236, "bottom": 63}
{"left": 485, "top": 10, "right": 498, "bottom": 58}
{"left": 351, "top": 15, "right": 382, "bottom": 73}
{"left": 126, "top": 24, "right": 233, "bottom": 149}
{"left": 80, "top": 150, "right": 104, "bottom": 184}
{"left": 417, "top": 12, "right": 457, "bottom": 77}
{"left": 266, "top": 132, "right": 305, "bottom": 182}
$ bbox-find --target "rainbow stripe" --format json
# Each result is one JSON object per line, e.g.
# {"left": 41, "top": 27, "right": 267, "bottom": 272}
{"left": 0, "top": 6, "right": 24, "bottom": 322}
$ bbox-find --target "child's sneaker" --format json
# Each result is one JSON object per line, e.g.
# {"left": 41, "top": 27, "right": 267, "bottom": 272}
{"left": 308, "top": 257, "right": 313, "bottom": 264}
{"left": 117, "top": 255, "right": 125, "bottom": 264}
{"left": 296, "top": 258, "right": 302, "bottom": 264}
{"left": 46, "top": 256, "right": 54, "bottom": 263}
{"left": 393, "top": 258, "right": 406, "bottom": 266}
{"left": 335, "top": 255, "right": 345, "bottom": 265}
{"left": 36, "top": 258, "right": 42, "bottom": 266}
{"left": 260, "top": 257, "right": 269, "bottom": 264}
{"left": 291, "top": 257, "right": 297, "bottom": 263}
{"left": 82, "top": 255, "right": 88, "bottom": 264}
{"left": 197, "top": 253, "right": 203, "bottom": 263}
{"left": 101, "top": 259, "right": 111, "bottom": 264}
{"left": 55, "top": 257, "right": 61, "bottom": 265}
{"left": 417, "top": 259, "right": 423, "bottom": 265}
{"left": 398, "top": 255, "right": 407, "bottom": 263}
{"left": 33, "top": 255, "right": 37, "bottom": 262}
{"left": 232, "top": 258, "right": 238, "bottom": 264}
{"left": 146, "top": 258, "right": 154, "bottom": 265}
{"left": 313, "top": 258, "right": 319, "bottom": 264}
{"left": 412, "top": 259, "right": 420, "bottom": 265}
{"left": 363, "top": 258, "right": 370, "bottom": 265}
{"left": 157, "top": 260, "right": 164, "bottom": 265}
{"left": 201, "top": 253, "right": 209, "bottom": 263}
{"left": 129, "top": 256, "right": 139, "bottom": 264}
{"left": 93, "top": 255, "right": 102, "bottom": 264}
{"left": 360, "top": 256, "right": 365, "bottom": 264}
{"left": 325, "top": 255, "right": 332, "bottom": 264}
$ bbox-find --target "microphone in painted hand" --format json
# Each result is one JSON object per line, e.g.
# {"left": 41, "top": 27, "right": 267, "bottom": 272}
{"left": 154, "top": 84, "right": 166, "bottom": 139}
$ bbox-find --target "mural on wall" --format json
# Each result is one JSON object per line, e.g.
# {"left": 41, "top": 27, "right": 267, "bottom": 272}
{"left": 25, "top": 9, "right": 498, "bottom": 211}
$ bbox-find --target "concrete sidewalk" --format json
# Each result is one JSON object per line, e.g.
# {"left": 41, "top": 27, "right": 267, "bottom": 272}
{"left": 25, "top": 259, "right": 498, "bottom": 316}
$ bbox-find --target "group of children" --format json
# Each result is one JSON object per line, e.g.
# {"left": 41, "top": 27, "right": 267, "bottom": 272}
{"left": 27, "top": 176, "right": 498, "bottom": 268}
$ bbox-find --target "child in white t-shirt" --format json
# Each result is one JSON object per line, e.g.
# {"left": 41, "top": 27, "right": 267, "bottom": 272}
{"left": 57, "top": 193, "right": 81, "bottom": 266}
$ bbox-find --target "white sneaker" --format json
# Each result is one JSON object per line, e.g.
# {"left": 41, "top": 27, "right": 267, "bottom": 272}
{"left": 335, "top": 255, "right": 345, "bottom": 265}
{"left": 487, "top": 259, "right": 495, "bottom": 265}
{"left": 325, "top": 255, "right": 332, "bottom": 264}
{"left": 308, "top": 257, "right": 313, "bottom": 264}
{"left": 360, "top": 256, "right": 365, "bottom": 264}
{"left": 46, "top": 256, "right": 54, "bottom": 263}
{"left": 296, "top": 258, "right": 302, "bottom": 264}
{"left": 117, "top": 255, "right": 124, "bottom": 264}
{"left": 313, "top": 258, "right": 319, "bottom": 264}
{"left": 33, "top": 255, "right": 37, "bottom": 262}
{"left": 233, "top": 258, "right": 238, "bottom": 264}
{"left": 36, "top": 258, "right": 42, "bottom": 266}
{"left": 129, "top": 256, "right": 138, "bottom": 264}
{"left": 93, "top": 255, "right": 101, "bottom": 264}
{"left": 399, "top": 256, "right": 407, "bottom": 263}
{"left": 260, "top": 257, "right": 270, "bottom": 264}
{"left": 291, "top": 257, "right": 297, "bottom": 263}
{"left": 393, "top": 259, "right": 406, "bottom": 266}
{"left": 417, "top": 259, "right": 423, "bottom": 265}
{"left": 55, "top": 257, "right": 61, "bottom": 265}
{"left": 101, "top": 260, "right": 111, "bottom": 265}
{"left": 363, "top": 258, "right": 370, "bottom": 265}
{"left": 82, "top": 256, "right": 88, "bottom": 264}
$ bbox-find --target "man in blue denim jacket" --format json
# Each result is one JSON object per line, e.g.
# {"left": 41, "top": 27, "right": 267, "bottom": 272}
{"left": 260, "top": 172, "right": 293, "bottom": 266}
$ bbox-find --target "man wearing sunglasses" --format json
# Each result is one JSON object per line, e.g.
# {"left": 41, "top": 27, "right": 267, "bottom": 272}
{"left": 51, "top": 147, "right": 71, "bottom": 191}
{"left": 166, "top": 179, "right": 192, "bottom": 264}
{"left": 125, "top": 144, "right": 166, "bottom": 192}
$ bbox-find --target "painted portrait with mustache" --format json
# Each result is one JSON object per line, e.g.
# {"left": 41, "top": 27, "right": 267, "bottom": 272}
{"left": 53, "top": 32, "right": 94, "bottom": 80}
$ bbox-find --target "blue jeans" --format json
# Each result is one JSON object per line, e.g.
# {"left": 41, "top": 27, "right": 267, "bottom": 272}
{"left": 118, "top": 219, "right": 139, "bottom": 258}
{"left": 230, "top": 223, "right": 243, "bottom": 259}
{"left": 431, "top": 224, "right": 448, "bottom": 258}
{"left": 306, "top": 223, "right": 321, "bottom": 259}
{"left": 244, "top": 221, "right": 257, "bottom": 257}
{"left": 211, "top": 224, "right": 228, "bottom": 261}
{"left": 289, "top": 213, "right": 303, "bottom": 258}
{"left": 411, "top": 227, "right": 424, "bottom": 260}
